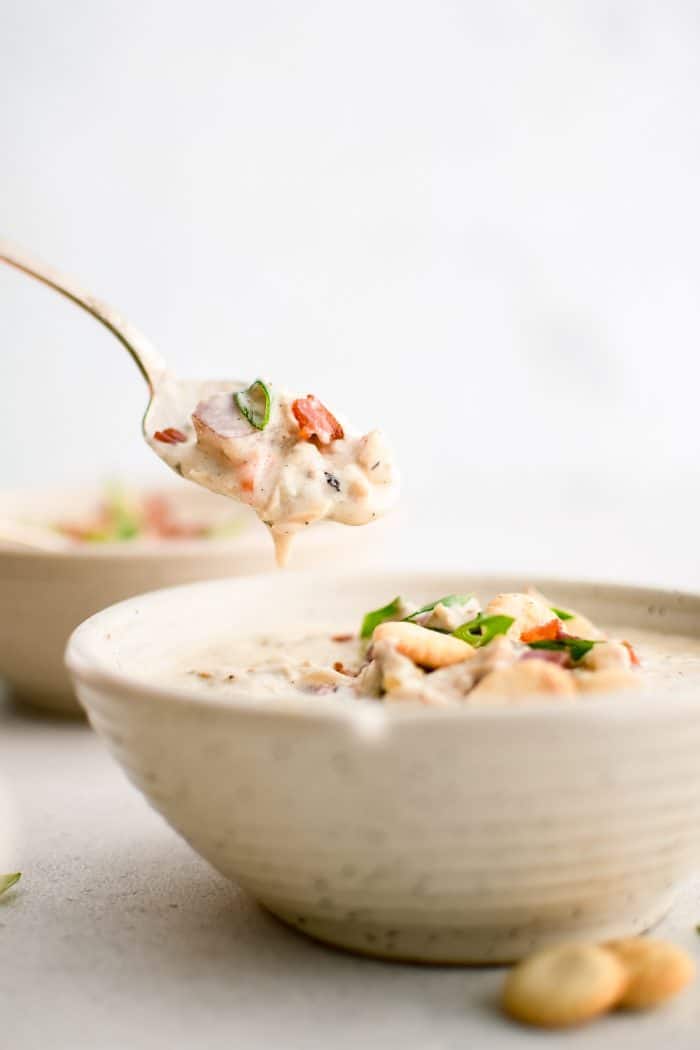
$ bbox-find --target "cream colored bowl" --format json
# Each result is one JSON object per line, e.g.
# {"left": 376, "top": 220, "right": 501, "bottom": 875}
{"left": 66, "top": 571, "right": 700, "bottom": 963}
{"left": 0, "top": 485, "right": 392, "bottom": 715}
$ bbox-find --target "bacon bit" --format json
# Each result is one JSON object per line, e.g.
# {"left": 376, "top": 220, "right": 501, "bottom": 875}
{"left": 292, "top": 395, "right": 344, "bottom": 445}
{"left": 521, "top": 649, "right": 570, "bottom": 667}
{"left": 331, "top": 633, "right": 354, "bottom": 643}
{"left": 333, "top": 661, "right": 356, "bottom": 677}
{"left": 235, "top": 462, "right": 258, "bottom": 500}
{"left": 521, "top": 619, "right": 561, "bottom": 644}
{"left": 142, "top": 494, "right": 169, "bottom": 530}
{"left": 142, "top": 495, "right": 207, "bottom": 539}
{"left": 622, "top": 640, "right": 641, "bottom": 667}
{"left": 153, "top": 427, "right": 187, "bottom": 445}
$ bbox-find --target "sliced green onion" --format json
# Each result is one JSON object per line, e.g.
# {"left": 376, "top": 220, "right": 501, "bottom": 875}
{"left": 529, "top": 637, "right": 596, "bottom": 662}
{"left": 452, "top": 614, "right": 514, "bottom": 648}
{"left": 234, "top": 379, "right": 272, "bottom": 431}
{"left": 403, "top": 594, "right": 474, "bottom": 623}
{"left": 107, "top": 487, "right": 141, "bottom": 541}
{"left": 81, "top": 484, "right": 141, "bottom": 543}
{"left": 0, "top": 873, "right": 21, "bottom": 897}
{"left": 550, "top": 606, "right": 574, "bottom": 621}
{"left": 360, "top": 596, "right": 405, "bottom": 639}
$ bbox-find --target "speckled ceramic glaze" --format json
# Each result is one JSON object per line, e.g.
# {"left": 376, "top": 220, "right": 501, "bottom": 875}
{"left": 67, "top": 572, "right": 700, "bottom": 963}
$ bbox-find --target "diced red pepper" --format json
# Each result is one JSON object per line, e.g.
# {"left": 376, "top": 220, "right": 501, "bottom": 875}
{"left": 292, "top": 395, "right": 344, "bottom": 445}
{"left": 153, "top": 427, "right": 187, "bottom": 445}
{"left": 622, "top": 640, "right": 641, "bottom": 667}
{"left": 520, "top": 619, "right": 561, "bottom": 644}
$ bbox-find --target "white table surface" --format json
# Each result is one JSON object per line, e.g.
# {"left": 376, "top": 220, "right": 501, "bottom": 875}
{"left": 2, "top": 694, "right": 700, "bottom": 1050}
{"left": 4, "top": 475, "right": 700, "bottom": 1049}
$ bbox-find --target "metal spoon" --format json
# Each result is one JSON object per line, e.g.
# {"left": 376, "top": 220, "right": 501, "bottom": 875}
{"left": 0, "top": 240, "right": 241, "bottom": 478}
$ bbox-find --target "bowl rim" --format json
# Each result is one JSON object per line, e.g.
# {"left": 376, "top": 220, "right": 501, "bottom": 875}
{"left": 65, "top": 569, "right": 700, "bottom": 728}
{"left": 0, "top": 483, "right": 361, "bottom": 562}
{"left": 0, "top": 482, "right": 257, "bottom": 560}
{"left": 0, "top": 531, "right": 262, "bottom": 561}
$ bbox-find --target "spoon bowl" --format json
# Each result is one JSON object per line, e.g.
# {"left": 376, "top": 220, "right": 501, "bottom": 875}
{"left": 141, "top": 374, "right": 244, "bottom": 480}
{"left": 1, "top": 242, "right": 400, "bottom": 565}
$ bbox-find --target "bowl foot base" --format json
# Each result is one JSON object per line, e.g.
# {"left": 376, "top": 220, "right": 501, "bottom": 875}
{"left": 261, "top": 893, "right": 677, "bottom": 965}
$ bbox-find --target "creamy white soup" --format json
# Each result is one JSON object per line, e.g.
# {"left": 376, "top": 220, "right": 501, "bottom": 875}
{"left": 168, "top": 588, "right": 700, "bottom": 707}
{"left": 147, "top": 380, "right": 398, "bottom": 565}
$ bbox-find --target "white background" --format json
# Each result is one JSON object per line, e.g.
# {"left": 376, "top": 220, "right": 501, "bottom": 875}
{"left": 4, "top": 11, "right": 700, "bottom": 1047}
{"left": 2, "top": 1, "right": 699, "bottom": 577}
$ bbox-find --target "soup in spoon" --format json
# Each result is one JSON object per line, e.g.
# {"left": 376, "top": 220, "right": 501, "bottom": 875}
{"left": 0, "top": 244, "right": 399, "bottom": 568}
{"left": 149, "top": 379, "right": 398, "bottom": 565}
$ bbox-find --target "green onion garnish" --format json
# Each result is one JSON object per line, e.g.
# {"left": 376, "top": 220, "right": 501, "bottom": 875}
{"left": 551, "top": 606, "right": 574, "bottom": 621}
{"left": 234, "top": 379, "right": 272, "bottom": 431}
{"left": 528, "top": 637, "right": 596, "bottom": 662}
{"left": 403, "top": 594, "right": 474, "bottom": 623}
{"left": 360, "top": 597, "right": 405, "bottom": 639}
{"left": 0, "top": 873, "right": 21, "bottom": 897}
{"left": 106, "top": 485, "right": 141, "bottom": 541}
{"left": 452, "top": 614, "right": 515, "bottom": 647}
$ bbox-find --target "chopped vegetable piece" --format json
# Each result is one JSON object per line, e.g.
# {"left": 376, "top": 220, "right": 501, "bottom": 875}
{"left": 550, "top": 606, "right": 574, "bottom": 621}
{"left": 333, "top": 661, "right": 355, "bottom": 677}
{"left": 153, "top": 427, "right": 187, "bottom": 444}
{"left": 521, "top": 619, "right": 561, "bottom": 644}
{"left": 56, "top": 485, "right": 239, "bottom": 542}
{"left": 107, "top": 485, "right": 141, "bottom": 540}
{"left": 234, "top": 379, "right": 272, "bottom": 431}
{"left": 0, "top": 872, "right": 21, "bottom": 897}
{"left": 360, "top": 596, "right": 405, "bottom": 639}
{"left": 453, "top": 614, "right": 515, "bottom": 648}
{"left": 60, "top": 485, "right": 141, "bottom": 542}
{"left": 622, "top": 640, "right": 641, "bottom": 667}
{"left": 292, "top": 395, "right": 344, "bottom": 444}
{"left": 403, "top": 594, "right": 474, "bottom": 623}
{"left": 529, "top": 636, "right": 596, "bottom": 663}
{"left": 521, "top": 649, "right": 570, "bottom": 667}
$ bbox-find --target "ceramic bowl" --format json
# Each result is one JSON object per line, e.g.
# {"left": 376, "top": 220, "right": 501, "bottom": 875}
{"left": 66, "top": 571, "right": 700, "bottom": 963}
{"left": 0, "top": 775, "right": 19, "bottom": 874}
{"left": 0, "top": 484, "right": 392, "bottom": 715}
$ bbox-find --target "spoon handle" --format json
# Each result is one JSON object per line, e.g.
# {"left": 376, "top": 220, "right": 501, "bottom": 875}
{"left": 0, "top": 240, "right": 167, "bottom": 392}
